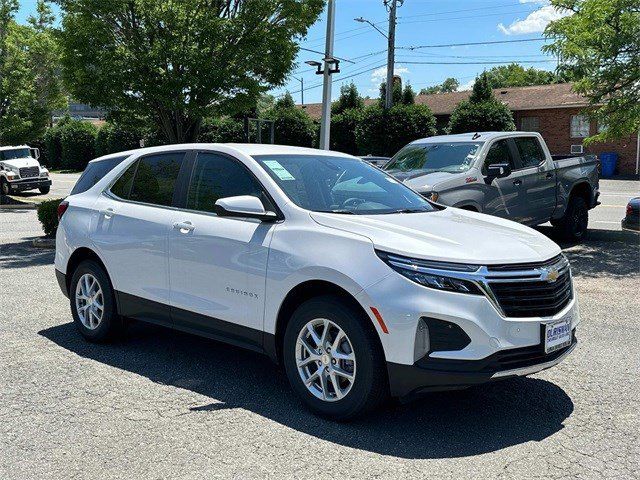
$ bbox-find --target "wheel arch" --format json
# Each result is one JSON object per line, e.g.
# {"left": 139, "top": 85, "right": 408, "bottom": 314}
{"left": 267, "top": 280, "right": 383, "bottom": 365}
{"left": 65, "top": 247, "right": 113, "bottom": 298}
{"left": 569, "top": 181, "right": 592, "bottom": 205}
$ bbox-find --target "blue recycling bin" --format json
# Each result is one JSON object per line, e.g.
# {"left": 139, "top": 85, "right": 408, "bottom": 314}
{"left": 600, "top": 152, "right": 618, "bottom": 178}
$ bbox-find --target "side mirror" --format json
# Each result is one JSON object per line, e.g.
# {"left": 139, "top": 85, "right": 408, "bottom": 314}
{"left": 31, "top": 148, "right": 40, "bottom": 160}
{"left": 486, "top": 163, "right": 512, "bottom": 179}
{"left": 214, "top": 195, "right": 278, "bottom": 222}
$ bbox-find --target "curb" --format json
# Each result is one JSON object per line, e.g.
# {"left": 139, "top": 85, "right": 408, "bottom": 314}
{"left": 32, "top": 238, "right": 56, "bottom": 249}
{"left": 0, "top": 203, "right": 37, "bottom": 210}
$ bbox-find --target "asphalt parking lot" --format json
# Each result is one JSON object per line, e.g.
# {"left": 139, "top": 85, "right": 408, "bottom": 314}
{"left": 1, "top": 179, "right": 638, "bottom": 479}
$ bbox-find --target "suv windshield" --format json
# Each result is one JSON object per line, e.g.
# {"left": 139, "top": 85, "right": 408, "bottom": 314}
{"left": 0, "top": 148, "right": 31, "bottom": 160}
{"left": 385, "top": 142, "right": 483, "bottom": 174}
{"left": 254, "top": 154, "right": 435, "bottom": 215}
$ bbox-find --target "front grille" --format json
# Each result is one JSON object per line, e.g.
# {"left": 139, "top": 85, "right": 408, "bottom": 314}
{"left": 487, "top": 254, "right": 564, "bottom": 272}
{"left": 489, "top": 268, "right": 573, "bottom": 317}
{"left": 19, "top": 166, "right": 39, "bottom": 179}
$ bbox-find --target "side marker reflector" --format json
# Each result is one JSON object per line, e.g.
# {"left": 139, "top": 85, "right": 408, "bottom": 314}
{"left": 370, "top": 307, "right": 389, "bottom": 334}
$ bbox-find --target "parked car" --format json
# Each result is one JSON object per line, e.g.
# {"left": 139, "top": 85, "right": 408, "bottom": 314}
{"left": 0, "top": 145, "right": 51, "bottom": 195}
{"left": 384, "top": 132, "right": 600, "bottom": 242}
{"left": 55, "top": 144, "right": 578, "bottom": 420}
{"left": 621, "top": 197, "right": 640, "bottom": 232}
{"left": 360, "top": 155, "right": 390, "bottom": 168}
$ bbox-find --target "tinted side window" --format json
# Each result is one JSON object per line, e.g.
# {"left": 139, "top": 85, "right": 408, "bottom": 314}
{"left": 71, "top": 156, "right": 129, "bottom": 195}
{"left": 186, "top": 153, "right": 266, "bottom": 214}
{"left": 484, "top": 140, "right": 515, "bottom": 172}
{"left": 110, "top": 161, "right": 137, "bottom": 199}
{"left": 128, "top": 152, "right": 185, "bottom": 206}
{"left": 514, "top": 137, "right": 545, "bottom": 168}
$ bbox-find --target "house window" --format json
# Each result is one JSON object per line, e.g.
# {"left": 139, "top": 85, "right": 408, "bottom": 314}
{"left": 520, "top": 116, "right": 540, "bottom": 132}
{"left": 597, "top": 121, "right": 608, "bottom": 134}
{"left": 570, "top": 115, "right": 590, "bottom": 138}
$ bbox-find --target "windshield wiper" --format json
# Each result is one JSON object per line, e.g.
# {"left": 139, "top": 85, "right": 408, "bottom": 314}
{"left": 315, "top": 209, "right": 356, "bottom": 215}
{"left": 387, "top": 208, "right": 431, "bottom": 214}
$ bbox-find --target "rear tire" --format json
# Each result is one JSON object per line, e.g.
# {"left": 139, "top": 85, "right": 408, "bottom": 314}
{"left": 69, "top": 260, "right": 122, "bottom": 342}
{"left": 283, "top": 295, "right": 388, "bottom": 420}
{"left": 39, "top": 186, "right": 50, "bottom": 194}
{"left": 553, "top": 195, "right": 589, "bottom": 242}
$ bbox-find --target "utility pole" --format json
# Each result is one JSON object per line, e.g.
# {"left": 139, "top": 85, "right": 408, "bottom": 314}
{"left": 319, "top": 0, "right": 336, "bottom": 150}
{"left": 294, "top": 76, "right": 304, "bottom": 105}
{"left": 384, "top": 0, "right": 401, "bottom": 109}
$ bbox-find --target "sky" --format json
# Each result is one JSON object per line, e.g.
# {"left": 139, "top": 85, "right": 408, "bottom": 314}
{"left": 16, "top": 0, "right": 569, "bottom": 105}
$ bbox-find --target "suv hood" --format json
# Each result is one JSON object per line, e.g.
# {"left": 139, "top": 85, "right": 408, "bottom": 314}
{"left": 310, "top": 208, "right": 560, "bottom": 265}
{"left": 385, "top": 170, "right": 457, "bottom": 192}
{"left": 1, "top": 158, "right": 38, "bottom": 169}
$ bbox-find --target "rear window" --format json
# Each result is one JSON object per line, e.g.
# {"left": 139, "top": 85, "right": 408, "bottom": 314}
{"left": 71, "top": 156, "right": 129, "bottom": 195}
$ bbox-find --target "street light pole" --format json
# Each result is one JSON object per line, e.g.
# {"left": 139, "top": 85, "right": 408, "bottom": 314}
{"left": 319, "top": 0, "right": 336, "bottom": 150}
{"left": 385, "top": 0, "right": 399, "bottom": 109}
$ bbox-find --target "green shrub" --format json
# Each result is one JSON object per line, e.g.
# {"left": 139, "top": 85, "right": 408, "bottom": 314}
{"left": 95, "top": 122, "right": 143, "bottom": 157}
{"left": 330, "top": 108, "right": 364, "bottom": 155}
{"left": 267, "top": 94, "right": 317, "bottom": 147}
{"left": 43, "top": 118, "right": 70, "bottom": 170}
{"left": 60, "top": 121, "right": 98, "bottom": 171}
{"left": 198, "top": 117, "right": 245, "bottom": 143}
{"left": 37, "top": 198, "right": 64, "bottom": 238}
{"left": 355, "top": 103, "right": 437, "bottom": 157}
{"left": 448, "top": 73, "right": 516, "bottom": 134}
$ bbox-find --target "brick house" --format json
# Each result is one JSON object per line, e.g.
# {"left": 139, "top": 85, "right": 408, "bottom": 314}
{"left": 301, "top": 83, "right": 639, "bottom": 175}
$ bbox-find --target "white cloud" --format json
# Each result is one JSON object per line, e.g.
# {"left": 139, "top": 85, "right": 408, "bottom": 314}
{"left": 518, "top": 0, "right": 549, "bottom": 4}
{"left": 371, "top": 66, "right": 409, "bottom": 83}
{"left": 498, "top": 5, "right": 571, "bottom": 35}
{"left": 458, "top": 79, "right": 476, "bottom": 92}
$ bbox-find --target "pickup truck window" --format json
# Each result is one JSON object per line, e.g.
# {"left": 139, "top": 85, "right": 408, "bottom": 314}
{"left": 255, "top": 154, "right": 435, "bottom": 215}
{"left": 484, "top": 140, "right": 515, "bottom": 172}
{"left": 514, "top": 137, "right": 545, "bottom": 168}
{"left": 385, "top": 142, "right": 483, "bottom": 174}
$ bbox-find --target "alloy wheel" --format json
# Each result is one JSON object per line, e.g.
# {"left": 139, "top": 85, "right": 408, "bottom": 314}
{"left": 296, "top": 318, "right": 356, "bottom": 402}
{"left": 75, "top": 273, "right": 104, "bottom": 330}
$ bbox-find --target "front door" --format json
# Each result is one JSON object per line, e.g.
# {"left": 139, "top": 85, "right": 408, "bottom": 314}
{"left": 481, "top": 139, "right": 526, "bottom": 222}
{"left": 168, "top": 151, "right": 276, "bottom": 348}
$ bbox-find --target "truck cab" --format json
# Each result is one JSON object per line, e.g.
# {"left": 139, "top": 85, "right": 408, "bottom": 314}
{"left": 0, "top": 145, "right": 51, "bottom": 196}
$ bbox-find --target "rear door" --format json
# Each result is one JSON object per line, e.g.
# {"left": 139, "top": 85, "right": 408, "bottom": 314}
{"left": 168, "top": 151, "right": 276, "bottom": 347}
{"left": 512, "top": 136, "right": 556, "bottom": 225}
{"left": 91, "top": 151, "right": 189, "bottom": 324}
{"left": 481, "top": 138, "right": 526, "bottom": 221}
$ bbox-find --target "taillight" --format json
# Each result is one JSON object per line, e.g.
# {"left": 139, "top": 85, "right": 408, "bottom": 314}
{"left": 57, "top": 201, "right": 69, "bottom": 220}
{"left": 627, "top": 203, "right": 633, "bottom": 216}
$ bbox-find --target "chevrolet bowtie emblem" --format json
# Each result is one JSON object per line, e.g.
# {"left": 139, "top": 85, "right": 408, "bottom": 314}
{"left": 546, "top": 269, "right": 560, "bottom": 282}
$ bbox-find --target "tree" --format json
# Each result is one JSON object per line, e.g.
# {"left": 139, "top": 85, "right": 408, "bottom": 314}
{"left": 54, "top": 0, "right": 324, "bottom": 143}
{"left": 0, "top": 0, "right": 65, "bottom": 144}
{"left": 332, "top": 82, "right": 364, "bottom": 115}
{"left": 401, "top": 84, "right": 415, "bottom": 105}
{"left": 355, "top": 103, "right": 437, "bottom": 157}
{"left": 267, "top": 92, "right": 316, "bottom": 147}
{"left": 483, "top": 64, "right": 559, "bottom": 89}
{"left": 420, "top": 77, "right": 459, "bottom": 95}
{"left": 379, "top": 80, "right": 403, "bottom": 106}
{"left": 448, "top": 73, "right": 516, "bottom": 134}
{"left": 544, "top": 0, "right": 640, "bottom": 141}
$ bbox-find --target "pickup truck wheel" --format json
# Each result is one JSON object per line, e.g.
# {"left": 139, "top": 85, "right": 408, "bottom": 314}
{"left": 39, "top": 186, "right": 50, "bottom": 194}
{"left": 69, "top": 260, "right": 122, "bottom": 342}
{"left": 555, "top": 196, "right": 589, "bottom": 242}
{"left": 1, "top": 178, "right": 9, "bottom": 196}
{"left": 283, "top": 296, "right": 388, "bottom": 420}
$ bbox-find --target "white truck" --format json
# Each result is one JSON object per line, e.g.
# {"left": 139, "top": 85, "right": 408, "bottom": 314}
{"left": 0, "top": 145, "right": 51, "bottom": 196}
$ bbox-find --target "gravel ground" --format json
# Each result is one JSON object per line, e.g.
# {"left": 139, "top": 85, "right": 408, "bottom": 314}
{"left": 1, "top": 192, "right": 639, "bottom": 479}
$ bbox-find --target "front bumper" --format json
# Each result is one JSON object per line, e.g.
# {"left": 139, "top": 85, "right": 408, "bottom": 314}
{"left": 621, "top": 217, "right": 640, "bottom": 232}
{"left": 8, "top": 178, "right": 51, "bottom": 191}
{"left": 388, "top": 331, "right": 577, "bottom": 398}
{"left": 56, "top": 269, "right": 68, "bottom": 298}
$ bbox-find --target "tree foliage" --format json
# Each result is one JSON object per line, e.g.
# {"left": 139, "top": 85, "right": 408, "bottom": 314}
{"left": 0, "top": 0, "right": 65, "bottom": 144}
{"left": 198, "top": 117, "right": 245, "bottom": 143}
{"left": 448, "top": 73, "right": 516, "bottom": 134}
{"left": 95, "top": 122, "right": 144, "bottom": 157}
{"left": 483, "top": 64, "right": 560, "bottom": 89}
{"left": 544, "top": 0, "right": 640, "bottom": 141}
{"left": 54, "top": 0, "right": 324, "bottom": 143}
{"left": 332, "top": 82, "right": 364, "bottom": 115}
{"left": 267, "top": 92, "right": 316, "bottom": 147}
{"left": 355, "top": 103, "right": 437, "bottom": 157}
{"left": 420, "top": 78, "right": 459, "bottom": 95}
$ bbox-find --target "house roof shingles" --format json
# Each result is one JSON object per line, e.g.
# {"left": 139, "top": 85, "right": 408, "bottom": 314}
{"left": 299, "top": 83, "right": 589, "bottom": 120}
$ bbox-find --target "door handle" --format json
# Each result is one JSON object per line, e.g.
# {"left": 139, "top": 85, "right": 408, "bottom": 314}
{"left": 513, "top": 179, "right": 522, "bottom": 186}
{"left": 100, "top": 208, "right": 115, "bottom": 219}
{"left": 173, "top": 221, "right": 195, "bottom": 233}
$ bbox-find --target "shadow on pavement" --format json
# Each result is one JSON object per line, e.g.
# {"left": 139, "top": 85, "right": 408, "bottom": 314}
{"left": 0, "top": 237, "right": 55, "bottom": 269}
{"left": 39, "top": 321, "right": 574, "bottom": 459}
{"left": 537, "top": 226, "right": 639, "bottom": 279}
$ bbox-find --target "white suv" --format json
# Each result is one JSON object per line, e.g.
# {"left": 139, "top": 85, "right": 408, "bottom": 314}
{"left": 55, "top": 144, "right": 578, "bottom": 419}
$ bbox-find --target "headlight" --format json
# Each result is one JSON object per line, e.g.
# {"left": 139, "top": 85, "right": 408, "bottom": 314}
{"left": 6, "top": 171, "right": 18, "bottom": 180}
{"left": 40, "top": 171, "right": 49, "bottom": 178}
{"left": 424, "top": 191, "right": 439, "bottom": 202}
{"left": 376, "top": 250, "right": 483, "bottom": 295}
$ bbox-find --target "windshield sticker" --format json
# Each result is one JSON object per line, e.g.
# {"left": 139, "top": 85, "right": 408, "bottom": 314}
{"left": 263, "top": 160, "right": 295, "bottom": 181}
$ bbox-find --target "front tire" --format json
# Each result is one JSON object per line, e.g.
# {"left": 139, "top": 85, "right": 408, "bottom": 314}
{"left": 554, "top": 195, "right": 589, "bottom": 242}
{"left": 1, "top": 178, "right": 10, "bottom": 196}
{"left": 283, "top": 296, "right": 388, "bottom": 420}
{"left": 39, "top": 186, "right": 50, "bottom": 194}
{"left": 69, "top": 260, "right": 122, "bottom": 342}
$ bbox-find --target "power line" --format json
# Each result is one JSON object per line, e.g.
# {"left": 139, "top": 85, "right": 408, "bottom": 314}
{"left": 399, "top": 38, "right": 547, "bottom": 50}
{"left": 401, "top": 60, "right": 554, "bottom": 65}
{"left": 399, "top": 9, "right": 542, "bottom": 25}
{"left": 298, "top": 47, "right": 355, "bottom": 64}
{"left": 401, "top": 1, "right": 533, "bottom": 18}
